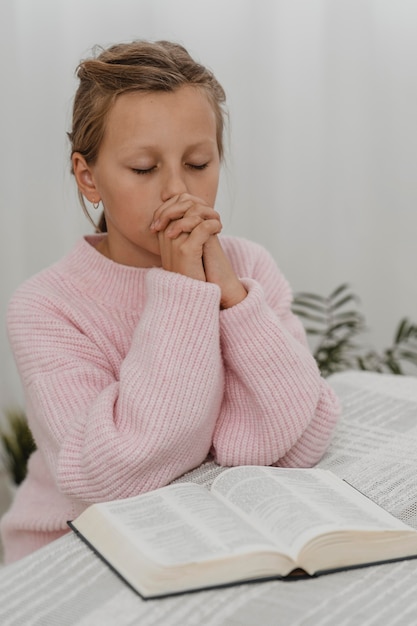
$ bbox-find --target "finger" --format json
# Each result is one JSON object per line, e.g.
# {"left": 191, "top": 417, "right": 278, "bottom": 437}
{"left": 164, "top": 213, "right": 222, "bottom": 239}
{"left": 151, "top": 198, "right": 195, "bottom": 231}
{"left": 151, "top": 194, "right": 214, "bottom": 231}
{"left": 154, "top": 205, "right": 221, "bottom": 234}
{"left": 164, "top": 215, "right": 203, "bottom": 238}
{"left": 178, "top": 218, "right": 222, "bottom": 250}
{"left": 154, "top": 192, "right": 210, "bottom": 219}
{"left": 158, "top": 218, "right": 221, "bottom": 261}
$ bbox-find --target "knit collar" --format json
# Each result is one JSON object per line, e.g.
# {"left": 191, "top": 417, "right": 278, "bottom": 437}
{"left": 60, "top": 234, "right": 156, "bottom": 310}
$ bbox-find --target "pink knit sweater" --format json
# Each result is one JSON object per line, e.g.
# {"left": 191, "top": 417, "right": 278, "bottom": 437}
{"left": 1, "top": 234, "right": 340, "bottom": 563}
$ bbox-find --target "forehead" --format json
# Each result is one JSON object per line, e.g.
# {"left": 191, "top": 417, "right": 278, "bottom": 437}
{"left": 103, "top": 86, "right": 218, "bottom": 148}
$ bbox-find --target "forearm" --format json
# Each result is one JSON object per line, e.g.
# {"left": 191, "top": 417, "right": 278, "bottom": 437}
{"left": 273, "top": 378, "right": 340, "bottom": 467}
{"left": 14, "top": 270, "right": 224, "bottom": 503}
{"left": 212, "top": 278, "right": 339, "bottom": 467}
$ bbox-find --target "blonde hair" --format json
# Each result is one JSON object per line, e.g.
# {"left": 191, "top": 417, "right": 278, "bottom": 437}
{"left": 68, "top": 40, "right": 227, "bottom": 231}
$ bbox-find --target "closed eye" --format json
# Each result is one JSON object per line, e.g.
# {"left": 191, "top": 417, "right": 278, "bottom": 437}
{"left": 132, "top": 167, "right": 156, "bottom": 175}
{"left": 187, "top": 163, "right": 209, "bottom": 171}
{"left": 132, "top": 163, "right": 209, "bottom": 174}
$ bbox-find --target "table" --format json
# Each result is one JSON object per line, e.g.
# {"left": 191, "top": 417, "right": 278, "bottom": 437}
{"left": 1, "top": 370, "right": 417, "bottom": 626}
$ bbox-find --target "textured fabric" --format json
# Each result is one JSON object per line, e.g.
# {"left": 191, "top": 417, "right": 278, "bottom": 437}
{"left": 1, "top": 234, "right": 340, "bottom": 563}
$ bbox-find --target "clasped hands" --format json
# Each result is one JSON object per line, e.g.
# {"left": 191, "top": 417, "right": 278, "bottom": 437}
{"left": 150, "top": 193, "right": 247, "bottom": 309}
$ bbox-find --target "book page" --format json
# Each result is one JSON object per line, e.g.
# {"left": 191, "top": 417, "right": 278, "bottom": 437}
{"left": 211, "top": 466, "right": 410, "bottom": 555}
{"left": 323, "top": 372, "right": 417, "bottom": 529}
{"left": 99, "top": 482, "right": 278, "bottom": 567}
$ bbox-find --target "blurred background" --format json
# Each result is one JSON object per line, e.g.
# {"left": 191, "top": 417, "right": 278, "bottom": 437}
{"left": 1, "top": 0, "right": 416, "bottom": 409}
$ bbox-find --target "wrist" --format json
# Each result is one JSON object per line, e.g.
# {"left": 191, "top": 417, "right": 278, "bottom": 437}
{"left": 220, "top": 283, "right": 247, "bottom": 309}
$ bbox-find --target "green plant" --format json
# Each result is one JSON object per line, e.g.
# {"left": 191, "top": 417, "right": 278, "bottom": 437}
{"left": 292, "top": 283, "right": 417, "bottom": 377}
{"left": 0, "top": 409, "right": 36, "bottom": 485}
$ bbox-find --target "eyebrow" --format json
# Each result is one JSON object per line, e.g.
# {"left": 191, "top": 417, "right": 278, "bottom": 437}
{"left": 119, "top": 139, "right": 217, "bottom": 155}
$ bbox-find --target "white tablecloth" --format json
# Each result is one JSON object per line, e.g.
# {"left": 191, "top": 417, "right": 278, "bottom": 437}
{"left": 1, "top": 371, "right": 417, "bottom": 626}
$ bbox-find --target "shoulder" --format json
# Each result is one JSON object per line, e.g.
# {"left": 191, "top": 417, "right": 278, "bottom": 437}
{"left": 7, "top": 239, "right": 87, "bottom": 319}
{"left": 220, "top": 235, "right": 275, "bottom": 271}
{"left": 6, "top": 238, "right": 111, "bottom": 369}
{"left": 219, "top": 235, "right": 289, "bottom": 283}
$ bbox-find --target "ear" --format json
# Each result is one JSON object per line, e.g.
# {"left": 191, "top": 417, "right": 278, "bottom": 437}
{"left": 72, "top": 153, "right": 100, "bottom": 203}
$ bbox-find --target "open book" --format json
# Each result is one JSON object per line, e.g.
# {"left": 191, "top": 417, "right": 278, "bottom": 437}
{"left": 68, "top": 465, "right": 417, "bottom": 599}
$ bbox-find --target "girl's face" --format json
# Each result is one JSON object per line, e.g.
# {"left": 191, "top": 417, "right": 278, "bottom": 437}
{"left": 74, "top": 86, "right": 221, "bottom": 267}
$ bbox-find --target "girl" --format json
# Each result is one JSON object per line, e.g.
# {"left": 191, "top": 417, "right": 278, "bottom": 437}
{"left": 1, "top": 40, "right": 340, "bottom": 563}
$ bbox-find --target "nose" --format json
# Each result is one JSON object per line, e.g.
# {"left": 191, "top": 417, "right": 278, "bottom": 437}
{"left": 160, "top": 166, "right": 188, "bottom": 202}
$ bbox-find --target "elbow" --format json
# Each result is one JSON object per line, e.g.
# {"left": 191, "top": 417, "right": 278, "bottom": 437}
{"left": 275, "top": 383, "right": 341, "bottom": 468}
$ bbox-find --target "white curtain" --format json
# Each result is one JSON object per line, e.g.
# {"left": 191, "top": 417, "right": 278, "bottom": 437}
{"left": 1, "top": 0, "right": 417, "bottom": 408}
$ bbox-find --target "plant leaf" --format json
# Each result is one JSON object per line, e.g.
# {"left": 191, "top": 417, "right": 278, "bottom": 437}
{"left": 394, "top": 318, "right": 410, "bottom": 344}
{"left": 328, "top": 283, "right": 352, "bottom": 299}
{"left": 292, "top": 301, "right": 327, "bottom": 314}
{"left": 330, "top": 294, "right": 359, "bottom": 311}
{"left": 292, "top": 310, "right": 328, "bottom": 324}
{"left": 293, "top": 292, "right": 327, "bottom": 303}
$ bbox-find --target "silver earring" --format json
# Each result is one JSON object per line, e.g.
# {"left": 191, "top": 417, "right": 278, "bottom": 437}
{"left": 92, "top": 200, "right": 101, "bottom": 210}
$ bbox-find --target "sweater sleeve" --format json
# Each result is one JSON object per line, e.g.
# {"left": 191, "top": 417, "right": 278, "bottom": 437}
{"left": 212, "top": 239, "right": 340, "bottom": 467}
{"left": 8, "top": 268, "right": 224, "bottom": 504}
